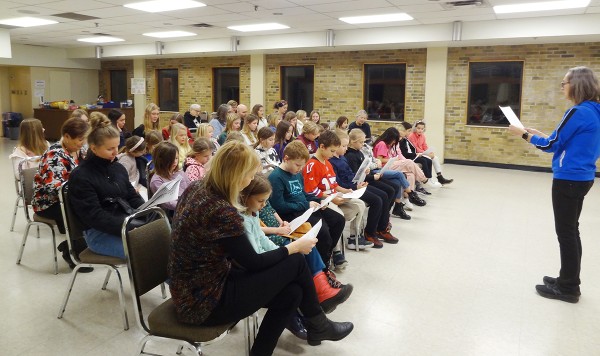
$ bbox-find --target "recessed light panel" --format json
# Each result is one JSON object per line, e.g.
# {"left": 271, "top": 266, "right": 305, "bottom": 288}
{"left": 0, "top": 17, "right": 58, "bottom": 27}
{"left": 494, "top": 0, "right": 590, "bottom": 14}
{"left": 339, "top": 13, "right": 413, "bottom": 24}
{"left": 77, "top": 36, "right": 125, "bottom": 43}
{"left": 143, "top": 31, "right": 196, "bottom": 38}
{"left": 124, "top": 0, "right": 206, "bottom": 13}
{"left": 228, "top": 23, "right": 289, "bottom": 32}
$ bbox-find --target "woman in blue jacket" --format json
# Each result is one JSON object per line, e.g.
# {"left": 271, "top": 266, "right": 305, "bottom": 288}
{"left": 509, "top": 66, "right": 600, "bottom": 303}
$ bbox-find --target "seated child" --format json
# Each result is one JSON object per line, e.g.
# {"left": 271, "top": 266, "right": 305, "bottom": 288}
{"left": 396, "top": 122, "right": 438, "bottom": 195}
{"left": 169, "top": 122, "right": 193, "bottom": 169}
{"left": 254, "top": 127, "right": 280, "bottom": 175}
{"left": 116, "top": 135, "right": 146, "bottom": 190}
{"left": 141, "top": 130, "right": 163, "bottom": 171}
{"left": 217, "top": 113, "right": 241, "bottom": 145}
{"left": 183, "top": 137, "right": 212, "bottom": 182}
{"left": 296, "top": 120, "right": 320, "bottom": 155}
{"left": 408, "top": 120, "right": 453, "bottom": 185}
{"left": 330, "top": 131, "right": 397, "bottom": 248}
{"left": 150, "top": 142, "right": 191, "bottom": 213}
{"left": 273, "top": 120, "right": 293, "bottom": 159}
{"left": 268, "top": 140, "right": 345, "bottom": 275}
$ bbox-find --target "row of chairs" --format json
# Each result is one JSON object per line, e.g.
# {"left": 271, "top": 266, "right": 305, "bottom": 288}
{"left": 12, "top": 156, "right": 258, "bottom": 355}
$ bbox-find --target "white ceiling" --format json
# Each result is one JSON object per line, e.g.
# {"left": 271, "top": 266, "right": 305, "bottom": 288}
{"left": 1, "top": 0, "right": 600, "bottom": 50}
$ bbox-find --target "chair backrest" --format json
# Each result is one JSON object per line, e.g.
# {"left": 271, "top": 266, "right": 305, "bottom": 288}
{"left": 147, "top": 170, "right": 155, "bottom": 199}
{"left": 18, "top": 157, "right": 41, "bottom": 218}
{"left": 59, "top": 182, "right": 86, "bottom": 261}
{"left": 123, "top": 207, "right": 170, "bottom": 297}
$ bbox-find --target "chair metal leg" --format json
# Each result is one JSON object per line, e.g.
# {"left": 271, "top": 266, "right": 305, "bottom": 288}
{"left": 10, "top": 195, "right": 21, "bottom": 232}
{"left": 102, "top": 268, "right": 112, "bottom": 290}
{"left": 136, "top": 335, "right": 151, "bottom": 355}
{"left": 252, "top": 312, "right": 259, "bottom": 340}
{"left": 176, "top": 345, "right": 184, "bottom": 355}
{"left": 244, "top": 316, "right": 252, "bottom": 356}
{"left": 16, "top": 223, "right": 32, "bottom": 264}
{"left": 57, "top": 266, "right": 81, "bottom": 318}
{"left": 161, "top": 282, "right": 167, "bottom": 299}
{"left": 113, "top": 267, "right": 130, "bottom": 330}
{"left": 50, "top": 227, "right": 58, "bottom": 274}
{"left": 36, "top": 225, "right": 40, "bottom": 238}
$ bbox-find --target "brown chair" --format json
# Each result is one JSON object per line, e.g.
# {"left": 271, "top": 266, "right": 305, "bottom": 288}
{"left": 56, "top": 182, "right": 146, "bottom": 330}
{"left": 15, "top": 157, "right": 59, "bottom": 274}
{"left": 123, "top": 208, "right": 256, "bottom": 355}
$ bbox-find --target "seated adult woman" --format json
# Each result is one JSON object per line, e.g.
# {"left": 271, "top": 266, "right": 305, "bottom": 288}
{"left": 31, "top": 117, "right": 89, "bottom": 269}
{"left": 108, "top": 109, "right": 129, "bottom": 148}
{"left": 169, "top": 141, "right": 353, "bottom": 356}
{"left": 69, "top": 113, "right": 144, "bottom": 259}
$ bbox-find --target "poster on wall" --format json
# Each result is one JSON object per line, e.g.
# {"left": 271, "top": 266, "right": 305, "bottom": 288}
{"left": 34, "top": 80, "right": 45, "bottom": 97}
{"left": 131, "top": 78, "right": 146, "bottom": 95}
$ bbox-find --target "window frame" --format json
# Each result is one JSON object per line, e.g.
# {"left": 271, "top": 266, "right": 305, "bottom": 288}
{"left": 109, "top": 69, "right": 128, "bottom": 104}
{"left": 156, "top": 68, "right": 179, "bottom": 112}
{"left": 212, "top": 66, "right": 240, "bottom": 112}
{"left": 362, "top": 62, "right": 407, "bottom": 122}
{"left": 279, "top": 65, "right": 315, "bottom": 113}
{"left": 466, "top": 60, "right": 525, "bottom": 127}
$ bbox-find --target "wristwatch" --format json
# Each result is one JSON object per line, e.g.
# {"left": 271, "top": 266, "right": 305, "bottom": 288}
{"left": 522, "top": 131, "right": 529, "bottom": 140}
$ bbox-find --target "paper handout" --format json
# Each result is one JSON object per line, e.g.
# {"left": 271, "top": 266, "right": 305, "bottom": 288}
{"left": 289, "top": 207, "right": 315, "bottom": 233}
{"left": 499, "top": 106, "right": 524, "bottom": 129}
{"left": 298, "top": 219, "right": 322, "bottom": 243}
{"left": 352, "top": 158, "right": 370, "bottom": 184}
{"left": 341, "top": 187, "right": 367, "bottom": 199}
{"left": 379, "top": 156, "right": 398, "bottom": 174}
{"left": 137, "top": 175, "right": 182, "bottom": 211}
{"left": 319, "top": 193, "right": 339, "bottom": 208}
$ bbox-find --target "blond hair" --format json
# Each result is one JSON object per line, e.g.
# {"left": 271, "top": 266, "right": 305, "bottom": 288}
{"left": 203, "top": 141, "right": 260, "bottom": 210}
{"left": 196, "top": 123, "right": 213, "bottom": 139}
{"left": 349, "top": 128, "right": 366, "bottom": 144}
{"left": 169, "top": 123, "right": 191, "bottom": 150}
{"left": 302, "top": 120, "right": 319, "bottom": 135}
{"left": 283, "top": 140, "right": 310, "bottom": 161}
{"left": 296, "top": 110, "right": 307, "bottom": 122}
{"left": 143, "top": 103, "right": 160, "bottom": 131}
{"left": 225, "top": 113, "right": 241, "bottom": 133}
{"left": 18, "top": 118, "right": 48, "bottom": 156}
{"left": 241, "top": 114, "right": 259, "bottom": 144}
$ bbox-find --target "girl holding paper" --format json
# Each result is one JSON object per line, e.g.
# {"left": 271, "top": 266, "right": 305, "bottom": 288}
{"left": 508, "top": 66, "right": 600, "bottom": 303}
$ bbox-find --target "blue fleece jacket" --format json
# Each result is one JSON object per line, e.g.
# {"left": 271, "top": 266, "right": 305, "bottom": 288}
{"left": 530, "top": 100, "right": 600, "bottom": 181}
{"left": 329, "top": 156, "right": 358, "bottom": 190}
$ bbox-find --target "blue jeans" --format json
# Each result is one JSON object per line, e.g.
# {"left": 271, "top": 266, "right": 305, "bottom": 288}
{"left": 83, "top": 228, "right": 125, "bottom": 259}
{"left": 283, "top": 240, "right": 325, "bottom": 276}
{"left": 377, "top": 170, "right": 409, "bottom": 198}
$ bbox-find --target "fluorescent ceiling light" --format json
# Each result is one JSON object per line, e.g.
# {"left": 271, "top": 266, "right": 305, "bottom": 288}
{"left": 143, "top": 31, "right": 196, "bottom": 38}
{"left": 228, "top": 23, "right": 289, "bottom": 32}
{"left": 124, "top": 0, "right": 206, "bottom": 13}
{"left": 339, "top": 13, "right": 413, "bottom": 24}
{"left": 0, "top": 17, "right": 57, "bottom": 27}
{"left": 494, "top": 0, "right": 590, "bottom": 14}
{"left": 77, "top": 36, "right": 125, "bottom": 43}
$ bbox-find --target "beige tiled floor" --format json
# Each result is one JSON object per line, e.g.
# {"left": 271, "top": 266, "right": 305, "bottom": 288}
{"left": 2, "top": 137, "right": 600, "bottom": 356}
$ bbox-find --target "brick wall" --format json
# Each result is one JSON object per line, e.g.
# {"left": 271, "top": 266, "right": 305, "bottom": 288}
{"left": 265, "top": 49, "right": 427, "bottom": 130}
{"left": 445, "top": 42, "right": 600, "bottom": 168}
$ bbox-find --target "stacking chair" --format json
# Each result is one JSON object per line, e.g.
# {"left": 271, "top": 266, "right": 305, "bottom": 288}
{"left": 56, "top": 182, "right": 136, "bottom": 330}
{"left": 10, "top": 154, "right": 41, "bottom": 231}
{"left": 15, "top": 157, "right": 59, "bottom": 274}
{"left": 123, "top": 208, "right": 257, "bottom": 356}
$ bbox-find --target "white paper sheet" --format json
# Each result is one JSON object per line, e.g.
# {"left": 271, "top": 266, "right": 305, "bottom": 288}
{"left": 341, "top": 187, "right": 367, "bottom": 199}
{"left": 352, "top": 158, "right": 370, "bottom": 184}
{"left": 499, "top": 106, "right": 524, "bottom": 129}
{"left": 137, "top": 175, "right": 182, "bottom": 211}
{"left": 298, "top": 219, "right": 322, "bottom": 242}
{"left": 289, "top": 207, "right": 315, "bottom": 233}
{"left": 319, "top": 193, "right": 339, "bottom": 208}
{"left": 379, "top": 156, "right": 398, "bottom": 174}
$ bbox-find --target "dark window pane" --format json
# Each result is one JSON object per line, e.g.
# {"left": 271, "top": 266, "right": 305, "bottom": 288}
{"left": 281, "top": 66, "right": 314, "bottom": 112}
{"left": 110, "top": 70, "right": 127, "bottom": 103}
{"left": 467, "top": 61, "right": 524, "bottom": 126}
{"left": 364, "top": 64, "right": 406, "bottom": 121}
{"left": 157, "top": 69, "right": 179, "bottom": 112}
{"left": 213, "top": 67, "right": 239, "bottom": 111}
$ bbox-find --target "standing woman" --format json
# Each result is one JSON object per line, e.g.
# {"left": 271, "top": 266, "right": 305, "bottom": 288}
{"left": 508, "top": 66, "right": 600, "bottom": 303}
{"left": 169, "top": 141, "right": 353, "bottom": 356}
{"left": 69, "top": 113, "right": 145, "bottom": 259}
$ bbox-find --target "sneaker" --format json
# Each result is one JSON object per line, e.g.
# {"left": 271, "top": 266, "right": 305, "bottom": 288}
{"left": 408, "top": 191, "right": 426, "bottom": 206}
{"left": 286, "top": 313, "right": 308, "bottom": 340}
{"left": 426, "top": 179, "right": 442, "bottom": 188}
{"left": 377, "top": 231, "right": 399, "bottom": 244}
{"left": 542, "top": 276, "right": 581, "bottom": 296}
{"left": 391, "top": 203, "right": 411, "bottom": 220}
{"left": 347, "top": 235, "right": 373, "bottom": 250}
{"left": 416, "top": 186, "right": 431, "bottom": 195}
{"left": 332, "top": 251, "right": 348, "bottom": 269}
{"left": 437, "top": 173, "right": 453, "bottom": 185}
{"left": 535, "top": 284, "right": 579, "bottom": 303}
{"left": 402, "top": 198, "right": 414, "bottom": 211}
{"left": 365, "top": 232, "right": 383, "bottom": 249}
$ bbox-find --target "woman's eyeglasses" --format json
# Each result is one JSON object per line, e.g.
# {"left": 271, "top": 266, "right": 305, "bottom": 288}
{"left": 560, "top": 81, "right": 569, "bottom": 89}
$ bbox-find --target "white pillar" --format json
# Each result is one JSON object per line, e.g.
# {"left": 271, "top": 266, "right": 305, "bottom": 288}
{"left": 423, "top": 47, "right": 448, "bottom": 162}
{"left": 133, "top": 58, "right": 145, "bottom": 127}
{"left": 250, "top": 54, "right": 265, "bottom": 106}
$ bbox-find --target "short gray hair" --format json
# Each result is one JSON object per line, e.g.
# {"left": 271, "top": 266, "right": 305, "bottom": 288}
{"left": 190, "top": 103, "right": 201, "bottom": 111}
{"left": 356, "top": 110, "right": 368, "bottom": 118}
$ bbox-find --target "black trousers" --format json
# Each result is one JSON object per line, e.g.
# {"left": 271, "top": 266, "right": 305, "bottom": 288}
{"left": 413, "top": 156, "right": 433, "bottom": 178}
{"left": 552, "top": 179, "right": 594, "bottom": 294}
{"left": 36, "top": 202, "right": 66, "bottom": 234}
{"left": 308, "top": 208, "right": 345, "bottom": 264}
{"left": 371, "top": 179, "right": 399, "bottom": 210}
{"left": 203, "top": 254, "right": 321, "bottom": 356}
{"left": 360, "top": 185, "right": 391, "bottom": 233}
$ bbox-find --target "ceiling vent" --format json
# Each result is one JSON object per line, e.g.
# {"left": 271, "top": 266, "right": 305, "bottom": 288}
{"left": 440, "top": 0, "right": 487, "bottom": 10}
{"left": 191, "top": 23, "right": 214, "bottom": 28}
{"left": 53, "top": 12, "right": 100, "bottom": 21}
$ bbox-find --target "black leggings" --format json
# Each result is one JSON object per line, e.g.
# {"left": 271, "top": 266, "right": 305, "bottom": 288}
{"left": 203, "top": 254, "right": 321, "bottom": 356}
{"left": 371, "top": 179, "right": 398, "bottom": 209}
{"left": 413, "top": 156, "right": 433, "bottom": 178}
{"left": 360, "top": 185, "right": 391, "bottom": 233}
{"left": 308, "top": 208, "right": 345, "bottom": 265}
{"left": 36, "top": 202, "right": 66, "bottom": 234}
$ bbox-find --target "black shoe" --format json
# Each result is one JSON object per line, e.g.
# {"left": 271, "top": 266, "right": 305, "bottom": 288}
{"left": 408, "top": 191, "right": 426, "bottom": 207}
{"left": 437, "top": 173, "right": 454, "bottom": 185}
{"left": 391, "top": 203, "right": 411, "bottom": 220}
{"left": 415, "top": 186, "right": 431, "bottom": 195}
{"left": 58, "top": 241, "right": 93, "bottom": 273}
{"left": 535, "top": 284, "right": 579, "bottom": 303}
{"left": 305, "top": 313, "right": 354, "bottom": 346}
{"left": 542, "top": 276, "right": 581, "bottom": 296}
{"left": 286, "top": 313, "right": 308, "bottom": 340}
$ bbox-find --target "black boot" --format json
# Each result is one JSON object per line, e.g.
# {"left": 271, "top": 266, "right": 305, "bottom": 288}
{"left": 437, "top": 173, "right": 453, "bottom": 185}
{"left": 305, "top": 312, "right": 354, "bottom": 346}
{"left": 57, "top": 241, "right": 94, "bottom": 273}
{"left": 391, "top": 203, "right": 411, "bottom": 220}
{"left": 408, "top": 191, "right": 426, "bottom": 206}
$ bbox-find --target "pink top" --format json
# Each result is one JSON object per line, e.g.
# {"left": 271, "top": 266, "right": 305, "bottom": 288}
{"left": 407, "top": 132, "right": 428, "bottom": 153}
{"left": 389, "top": 144, "right": 406, "bottom": 160}
{"left": 372, "top": 141, "right": 390, "bottom": 159}
{"left": 184, "top": 156, "right": 206, "bottom": 182}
